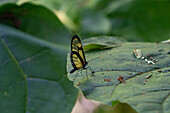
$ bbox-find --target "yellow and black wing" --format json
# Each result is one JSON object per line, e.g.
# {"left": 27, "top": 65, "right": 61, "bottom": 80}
{"left": 70, "top": 35, "right": 87, "bottom": 73}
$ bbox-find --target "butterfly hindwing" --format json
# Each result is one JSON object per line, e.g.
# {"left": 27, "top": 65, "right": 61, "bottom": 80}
{"left": 71, "top": 52, "right": 84, "bottom": 68}
{"left": 71, "top": 35, "right": 87, "bottom": 71}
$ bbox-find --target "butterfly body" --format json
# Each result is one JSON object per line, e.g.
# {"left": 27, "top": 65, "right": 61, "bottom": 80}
{"left": 70, "top": 35, "right": 94, "bottom": 80}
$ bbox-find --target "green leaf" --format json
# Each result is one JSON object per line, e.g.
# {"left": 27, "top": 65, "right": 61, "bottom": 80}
{"left": 82, "top": 36, "right": 127, "bottom": 51}
{"left": 0, "top": 0, "right": 18, "bottom": 5}
{"left": 105, "top": 1, "right": 170, "bottom": 42}
{"left": 94, "top": 101, "right": 138, "bottom": 113}
{"left": 0, "top": 3, "right": 70, "bottom": 48}
{"left": 16, "top": 0, "right": 80, "bottom": 31}
{"left": 0, "top": 3, "right": 77, "bottom": 113}
{"left": 80, "top": 9, "right": 111, "bottom": 35}
{"left": 67, "top": 36, "right": 170, "bottom": 113}
{"left": 111, "top": 100, "right": 119, "bottom": 106}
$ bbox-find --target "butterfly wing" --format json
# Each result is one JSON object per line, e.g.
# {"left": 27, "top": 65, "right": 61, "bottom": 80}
{"left": 71, "top": 35, "right": 87, "bottom": 67}
{"left": 70, "top": 51, "right": 84, "bottom": 73}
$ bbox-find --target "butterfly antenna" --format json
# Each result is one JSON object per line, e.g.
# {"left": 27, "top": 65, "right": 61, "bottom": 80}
{"left": 72, "top": 69, "right": 83, "bottom": 81}
{"left": 88, "top": 57, "right": 101, "bottom": 62}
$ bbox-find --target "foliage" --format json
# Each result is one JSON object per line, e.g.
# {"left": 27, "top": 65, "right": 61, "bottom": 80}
{"left": 0, "top": 3, "right": 77, "bottom": 113}
{"left": 67, "top": 36, "right": 170, "bottom": 113}
{"left": 0, "top": 0, "right": 170, "bottom": 113}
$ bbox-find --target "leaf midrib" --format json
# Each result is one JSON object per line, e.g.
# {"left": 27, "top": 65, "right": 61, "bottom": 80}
{"left": 0, "top": 38, "right": 28, "bottom": 113}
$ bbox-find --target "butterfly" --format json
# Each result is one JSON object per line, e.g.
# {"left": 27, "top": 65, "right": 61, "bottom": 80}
{"left": 70, "top": 35, "right": 94, "bottom": 80}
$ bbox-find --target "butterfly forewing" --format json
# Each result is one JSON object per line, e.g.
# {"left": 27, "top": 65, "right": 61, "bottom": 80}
{"left": 71, "top": 38, "right": 82, "bottom": 52}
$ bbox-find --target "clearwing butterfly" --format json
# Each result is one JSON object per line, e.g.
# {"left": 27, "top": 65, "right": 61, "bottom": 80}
{"left": 70, "top": 35, "right": 94, "bottom": 80}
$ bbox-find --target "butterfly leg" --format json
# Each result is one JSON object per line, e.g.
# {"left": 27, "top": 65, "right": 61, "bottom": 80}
{"left": 72, "top": 69, "right": 81, "bottom": 81}
{"left": 86, "top": 66, "right": 95, "bottom": 74}
{"left": 86, "top": 68, "right": 88, "bottom": 78}
{"left": 84, "top": 66, "right": 95, "bottom": 79}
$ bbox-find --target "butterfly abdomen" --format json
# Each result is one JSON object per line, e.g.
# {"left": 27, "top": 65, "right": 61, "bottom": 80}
{"left": 70, "top": 68, "right": 77, "bottom": 73}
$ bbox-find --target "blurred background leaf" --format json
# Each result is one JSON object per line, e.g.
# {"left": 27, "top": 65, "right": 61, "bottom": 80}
{"left": 0, "top": 3, "right": 77, "bottom": 113}
{"left": 105, "top": 0, "right": 170, "bottom": 42}
{"left": 0, "top": 3, "right": 71, "bottom": 47}
{"left": 3, "top": 0, "right": 169, "bottom": 42}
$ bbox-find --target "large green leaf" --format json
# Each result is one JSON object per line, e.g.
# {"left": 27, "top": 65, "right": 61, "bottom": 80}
{"left": 0, "top": 3, "right": 77, "bottom": 113}
{"left": 67, "top": 37, "right": 170, "bottom": 113}
{"left": 0, "top": 3, "right": 70, "bottom": 47}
